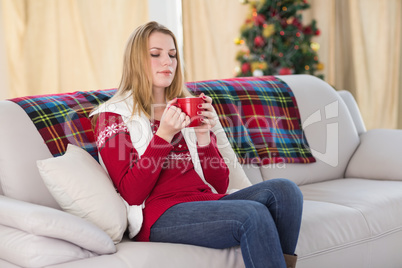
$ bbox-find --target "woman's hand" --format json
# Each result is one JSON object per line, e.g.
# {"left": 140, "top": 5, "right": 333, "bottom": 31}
{"left": 156, "top": 98, "right": 191, "bottom": 143}
{"left": 195, "top": 93, "right": 218, "bottom": 146}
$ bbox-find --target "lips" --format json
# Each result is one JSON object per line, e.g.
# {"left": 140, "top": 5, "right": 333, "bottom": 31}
{"left": 158, "top": 70, "right": 172, "bottom": 75}
{"left": 158, "top": 68, "right": 173, "bottom": 76}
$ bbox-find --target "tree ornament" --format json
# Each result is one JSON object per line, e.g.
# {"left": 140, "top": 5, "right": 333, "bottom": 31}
{"left": 254, "top": 14, "right": 266, "bottom": 26}
{"left": 253, "top": 69, "right": 264, "bottom": 77}
{"left": 303, "top": 26, "right": 313, "bottom": 35}
{"left": 241, "top": 62, "right": 251, "bottom": 74}
{"left": 279, "top": 67, "right": 293, "bottom": 75}
{"left": 234, "top": 37, "right": 245, "bottom": 45}
{"left": 254, "top": 36, "right": 265, "bottom": 48}
{"left": 310, "top": 42, "right": 320, "bottom": 51}
{"left": 263, "top": 24, "right": 275, "bottom": 38}
{"left": 316, "top": 62, "right": 324, "bottom": 70}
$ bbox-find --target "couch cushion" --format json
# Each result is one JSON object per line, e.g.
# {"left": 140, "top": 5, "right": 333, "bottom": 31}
{"left": 299, "top": 178, "right": 402, "bottom": 258}
{"left": 0, "top": 101, "right": 60, "bottom": 208}
{"left": 296, "top": 200, "right": 370, "bottom": 258}
{"left": 260, "top": 75, "right": 360, "bottom": 185}
{"left": 37, "top": 144, "right": 128, "bottom": 244}
{"left": 345, "top": 129, "right": 402, "bottom": 181}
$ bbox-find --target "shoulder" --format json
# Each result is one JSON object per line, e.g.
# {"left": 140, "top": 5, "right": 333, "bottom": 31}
{"left": 94, "top": 112, "right": 129, "bottom": 146}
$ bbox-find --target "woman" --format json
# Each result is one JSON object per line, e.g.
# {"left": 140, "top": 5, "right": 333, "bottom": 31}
{"left": 92, "top": 21, "right": 303, "bottom": 268}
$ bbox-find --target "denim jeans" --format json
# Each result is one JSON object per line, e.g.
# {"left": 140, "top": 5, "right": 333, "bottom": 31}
{"left": 150, "top": 179, "right": 303, "bottom": 268}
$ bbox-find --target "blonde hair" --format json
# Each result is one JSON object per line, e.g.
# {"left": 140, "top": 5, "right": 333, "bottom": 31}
{"left": 117, "top": 21, "right": 192, "bottom": 118}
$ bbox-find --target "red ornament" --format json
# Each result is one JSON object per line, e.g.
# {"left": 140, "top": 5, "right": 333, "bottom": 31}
{"left": 279, "top": 52, "right": 284, "bottom": 57}
{"left": 254, "top": 14, "right": 266, "bottom": 26}
{"left": 303, "top": 26, "right": 313, "bottom": 35}
{"left": 315, "top": 29, "right": 321, "bottom": 36}
{"left": 280, "top": 31, "right": 285, "bottom": 36}
{"left": 292, "top": 18, "right": 302, "bottom": 30}
{"left": 279, "top": 67, "right": 292, "bottom": 75}
{"left": 254, "top": 36, "right": 265, "bottom": 48}
{"left": 241, "top": 62, "right": 251, "bottom": 74}
{"left": 296, "top": 32, "right": 301, "bottom": 37}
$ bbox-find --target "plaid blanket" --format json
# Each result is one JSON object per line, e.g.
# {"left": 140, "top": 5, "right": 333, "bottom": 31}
{"left": 10, "top": 90, "right": 116, "bottom": 161}
{"left": 187, "top": 76, "right": 315, "bottom": 164}
{"left": 9, "top": 76, "right": 315, "bottom": 165}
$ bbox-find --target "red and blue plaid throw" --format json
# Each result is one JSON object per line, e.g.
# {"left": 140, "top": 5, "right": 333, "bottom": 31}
{"left": 10, "top": 89, "right": 116, "bottom": 161}
{"left": 187, "top": 76, "right": 315, "bottom": 164}
{"left": 9, "top": 76, "right": 315, "bottom": 165}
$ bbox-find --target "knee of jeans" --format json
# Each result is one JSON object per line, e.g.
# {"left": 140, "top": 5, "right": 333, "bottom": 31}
{"left": 238, "top": 202, "right": 269, "bottom": 225}
{"left": 272, "top": 178, "right": 303, "bottom": 203}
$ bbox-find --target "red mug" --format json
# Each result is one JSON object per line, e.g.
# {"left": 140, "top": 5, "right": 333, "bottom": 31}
{"left": 173, "top": 97, "right": 205, "bottom": 127}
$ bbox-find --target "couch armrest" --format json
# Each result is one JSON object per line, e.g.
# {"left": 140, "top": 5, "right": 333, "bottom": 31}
{"left": 337, "top": 90, "right": 366, "bottom": 135}
{"left": 0, "top": 195, "right": 116, "bottom": 254}
{"left": 345, "top": 129, "right": 402, "bottom": 180}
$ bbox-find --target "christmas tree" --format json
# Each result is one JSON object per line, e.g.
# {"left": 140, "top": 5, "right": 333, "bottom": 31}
{"left": 235, "top": 0, "right": 324, "bottom": 79}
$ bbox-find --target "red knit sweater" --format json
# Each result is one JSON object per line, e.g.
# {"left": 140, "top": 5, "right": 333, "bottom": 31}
{"left": 95, "top": 112, "right": 229, "bottom": 241}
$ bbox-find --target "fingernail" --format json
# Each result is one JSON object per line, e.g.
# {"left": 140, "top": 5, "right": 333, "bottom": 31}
{"left": 197, "top": 111, "right": 202, "bottom": 115}
{"left": 202, "top": 95, "right": 207, "bottom": 99}
{"left": 198, "top": 104, "right": 202, "bottom": 108}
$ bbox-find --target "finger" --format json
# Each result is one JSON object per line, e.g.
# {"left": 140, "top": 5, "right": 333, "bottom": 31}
{"left": 199, "top": 110, "right": 214, "bottom": 119}
{"left": 201, "top": 118, "right": 210, "bottom": 125}
{"left": 179, "top": 112, "right": 186, "bottom": 122}
{"left": 200, "top": 94, "right": 212, "bottom": 104}
{"left": 166, "top": 98, "right": 178, "bottom": 109}
{"left": 182, "top": 115, "right": 191, "bottom": 128}
{"left": 198, "top": 102, "right": 213, "bottom": 112}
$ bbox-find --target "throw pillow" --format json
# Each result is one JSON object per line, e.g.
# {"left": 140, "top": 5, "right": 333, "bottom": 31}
{"left": 37, "top": 144, "right": 127, "bottom": 243}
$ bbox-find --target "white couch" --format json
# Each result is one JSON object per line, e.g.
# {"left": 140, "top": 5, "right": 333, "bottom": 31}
{"left": 1, "top": 74, "right": 402, "bottom": 268}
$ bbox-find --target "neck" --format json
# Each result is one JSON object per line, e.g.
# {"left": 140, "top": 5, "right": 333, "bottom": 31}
{"left": 153, "top": 88, "right": 166, "bottom": 104}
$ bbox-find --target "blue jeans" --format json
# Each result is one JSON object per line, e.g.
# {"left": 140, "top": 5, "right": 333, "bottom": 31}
{"left": 150, "top": 179, "right": 303, "bottom": 268}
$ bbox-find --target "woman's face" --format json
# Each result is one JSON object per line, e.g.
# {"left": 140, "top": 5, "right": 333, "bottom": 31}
{"left": 148, "top": 31, "right": 177, "bottom": 93}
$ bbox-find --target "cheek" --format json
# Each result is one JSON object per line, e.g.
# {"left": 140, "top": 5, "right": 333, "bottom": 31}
{"left": 172, "top": 60, "right": 178, "bottom": 71}
{"left": 150, "top": 59, "right": 159, "bottom": 71}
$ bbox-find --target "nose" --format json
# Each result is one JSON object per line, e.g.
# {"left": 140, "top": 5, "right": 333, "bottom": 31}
{"left": 161, "top": 53, "right": 173, "bottom": 66}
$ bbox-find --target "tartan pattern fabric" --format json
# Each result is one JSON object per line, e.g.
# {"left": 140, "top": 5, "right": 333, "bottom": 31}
{"left": 9, "top": 76, "right": 314, "bottom": 165}
{"left": 10, "top": 89, "right": 116, "bottom": 161}
{"left": 187, "top": 76, "right": 315, "bottom": 165}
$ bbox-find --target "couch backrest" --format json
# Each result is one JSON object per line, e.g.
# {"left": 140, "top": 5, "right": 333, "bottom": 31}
{"left": 0, "top": 75, "right": 362, "bottom": 208}
{"left": 259, "top": 75, "right": 360, "bottom": 185}
{"left": 0, "top": 100, "right": 61, "bottom": 208}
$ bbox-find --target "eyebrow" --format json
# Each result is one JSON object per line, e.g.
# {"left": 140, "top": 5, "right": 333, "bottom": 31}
{"left": 149, "top": 47, "right": 176, "bottom": 51}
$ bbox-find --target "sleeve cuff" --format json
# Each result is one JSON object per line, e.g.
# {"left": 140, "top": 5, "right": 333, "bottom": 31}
{"left": 197, "top": 135, "right": 219, "bottom": 156}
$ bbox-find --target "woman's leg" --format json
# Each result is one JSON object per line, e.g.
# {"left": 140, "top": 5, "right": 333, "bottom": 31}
{"left": 221, "top": 178, "right": 303, "bottom": 255}
{"left": 150, "top": 200, "right": 286, "bottom": 268}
